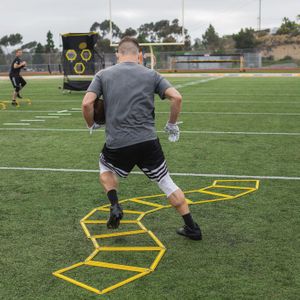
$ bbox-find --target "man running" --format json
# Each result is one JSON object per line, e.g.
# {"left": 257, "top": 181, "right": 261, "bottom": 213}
{"left": 9, "top": 49, "right": 27, "bottom": 105}
{"left": 82, "top": 37, "right": 202, "bottom": 240}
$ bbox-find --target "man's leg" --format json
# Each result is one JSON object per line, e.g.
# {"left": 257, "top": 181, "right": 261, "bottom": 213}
{"left": 10, "top": 77, "right": 18, "bottom": 105}
{"left": 157, "top": 173, "right": 202, "bottom": 240}
{"left": 138, "top": 139, "right": 202, "bottom": 240}
{"left": 12, "top": 90, "right": 17, "bottom": 104}
{"left": 99, "top": 167, "right": 123, "bottom": 229}
{"left": 17, "top": 77, "right": 27, "bottom": 98}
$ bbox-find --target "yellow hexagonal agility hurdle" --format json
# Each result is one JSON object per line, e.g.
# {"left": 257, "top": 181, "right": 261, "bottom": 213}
{"left": 0, "top": 98, "right": 32, "bottom": 109}
{"left": 53, "top": 180, "right": 259, "bottom": 295}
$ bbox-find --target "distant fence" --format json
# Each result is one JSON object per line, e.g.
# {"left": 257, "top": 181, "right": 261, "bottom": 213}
{"left": 0, "top": 50, "right": 299, "bottom": 74}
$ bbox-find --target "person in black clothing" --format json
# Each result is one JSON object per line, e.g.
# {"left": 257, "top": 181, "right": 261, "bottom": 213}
{"left": 9, "top": 49, "right": 27, "bottom": 105}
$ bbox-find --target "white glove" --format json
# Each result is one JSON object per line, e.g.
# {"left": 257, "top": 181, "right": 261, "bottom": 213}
{"left": 164, "top": 122, "right": 180, "bottom": 142}
{"left": 88, "top": 122, "right": 103, "bottom": 135}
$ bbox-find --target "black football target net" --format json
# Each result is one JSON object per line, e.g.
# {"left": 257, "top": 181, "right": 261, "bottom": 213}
{"left": 61, "top": 32, "right": 101, "bottom": 91}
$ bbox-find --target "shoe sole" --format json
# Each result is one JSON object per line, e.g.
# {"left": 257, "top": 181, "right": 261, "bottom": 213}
{"left": 176, "top": 231, "right": 202, "bottom": 241}
{"left": 107, "top": 212, "right": 123, "bottom": 229}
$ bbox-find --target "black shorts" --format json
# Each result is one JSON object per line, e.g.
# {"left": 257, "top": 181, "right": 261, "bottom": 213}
{"left": 9, "top": 75, "right": 27, "bottom": 92}
{"left": 99, "top": 139, "right": 168, "bottom": 182}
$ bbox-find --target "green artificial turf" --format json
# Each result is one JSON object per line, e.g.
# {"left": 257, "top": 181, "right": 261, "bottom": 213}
{"left": 0, "top": 76, "right": 299, "bottom": 299}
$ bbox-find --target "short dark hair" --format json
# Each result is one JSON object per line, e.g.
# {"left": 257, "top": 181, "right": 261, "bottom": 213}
{"left": 118, "top": 36, "right": 139, "bottom": 55}
{"left": 15, "top": 49, "right": 22, "bottom": 53}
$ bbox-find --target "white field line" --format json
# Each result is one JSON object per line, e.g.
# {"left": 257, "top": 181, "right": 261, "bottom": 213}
{"left": 48, "top": 113, "right": 72, "bottom": 116}
{"left": 1, "top": 73, "right": 300, "bottom": 80}
{"left": 0, "top": 127, "right": 299, "bottom": 136}
{"left": 0, "top": 166, "right": 299, "bottom": 181}
{"left": 174, "top": 77, "right": 221, "bottom": 89}
{"left": 0, "top": 101, "right": 299, "bottom": 108}
{"left": 1, "top": 110, "right": 59, "bottom": 113}
{"left": 20, "top": 119, "right": 45, "bottom": 122}
{"left": 35, "top": 116, "right": 59, "bottom": 119}
{"left": 3, "top": 123, "right": 30, "bottom": 126}
{"left": 156, "top": 112, "right": 300, "bottom": 116}
{"left": 183, "top": 101, "right": 300, "bottom": 104}
{"left": 57, "top": 110, "right": 68, "bottom": 113}
{"left": 2, "top": 110, "right": 299, "bottom": 116}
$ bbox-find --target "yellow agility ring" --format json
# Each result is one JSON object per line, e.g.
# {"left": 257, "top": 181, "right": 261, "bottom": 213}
{"left": 74, "top": 62, "right": 85, "bottom": 74}
{"left": 53, "top": 180, "right": 259, "bottom": 295}
{"left": 66, "top": 49, "right": 77, "bottom": 62}
{"left": 0, "top": 98, "right": 31, "bottom": 108}
{"left": 0, "top": 101, "right": 7, "bottom": 110}
{"left": 80, "top": 49, "right": 92, "bottom": 62}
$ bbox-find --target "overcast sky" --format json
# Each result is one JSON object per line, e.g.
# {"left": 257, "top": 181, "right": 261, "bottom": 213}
{"left": 1, "top": 0, "right": 299, "bottom": 48}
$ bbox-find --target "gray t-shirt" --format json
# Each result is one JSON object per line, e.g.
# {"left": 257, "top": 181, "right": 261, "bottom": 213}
{"left": 87, "top": 62, "right": 172, "bottom": 149}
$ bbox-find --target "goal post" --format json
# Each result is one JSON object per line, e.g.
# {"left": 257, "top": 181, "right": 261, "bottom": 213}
{"left": 169, "top": 53, "right": 245, "bottom": 72}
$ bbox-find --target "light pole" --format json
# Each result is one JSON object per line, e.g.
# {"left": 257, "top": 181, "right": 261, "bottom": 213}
{"left": 258, "top": 0, "right": 262, "bottom": 31}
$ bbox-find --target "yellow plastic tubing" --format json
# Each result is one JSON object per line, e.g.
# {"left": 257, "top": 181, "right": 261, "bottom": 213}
{"left": 53, "top": 180, "right": 259, "bottom": 295}
{"left": 0, "top": 98, "right": 32, "bottom": 109}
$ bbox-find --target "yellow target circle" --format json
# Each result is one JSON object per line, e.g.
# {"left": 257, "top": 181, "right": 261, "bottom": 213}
{"left": 66, "top": 49, "right": 77, "bottom": 61}
{"left": 74, "top": 62, "right": 85, "bottom": 74}
{"left": 79, "top": 42, "right": 87, "bottom": 50}
{"left": 80, "top": 49, "right": 92, "bottom": 62}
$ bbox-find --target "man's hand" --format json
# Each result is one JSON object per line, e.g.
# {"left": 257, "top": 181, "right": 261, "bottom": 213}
{"left": 82, "top": 92, "right": 98, "bottom": 127}
{"left": 165, "top": 122, "right": 180, "bottom": 142}
{"left": 88, "top": 122, "right": 104, "bottom": 135}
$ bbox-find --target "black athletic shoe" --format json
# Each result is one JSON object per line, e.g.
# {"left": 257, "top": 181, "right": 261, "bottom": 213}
{"left": 107, "top": 204, "right": 123, "bottom": 229}
{"left": 11, "top": 101, "right": 17, "bottom": 106}
{"left": 17, "top": 93, "right": 22, "bottom": 99}
{"left": 176, "top": 223, "right": 202, "bottom": 240}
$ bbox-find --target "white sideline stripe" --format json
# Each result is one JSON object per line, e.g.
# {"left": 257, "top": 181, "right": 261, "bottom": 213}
{"left": 3, "top": 123, "right": 30, "bottom": 126}
{"left": 1, "top": 101, "right": 299, "bottom": 107}
{"left": 3, "top": 110, "right": 299, "bottom": 116}
{"left": 1, "top": 110, "right": 59, "bottom": 113}
{"left": 156, "top": 112, "right": 300, "bottom": 116}
{"left": 48, "top": 113, "right": 71, "bottom": 116}
{"left": 183, "top": 101, "right": 300, "bottom": 104}
{"left": 0, "top": 166, "right": 299, "bottom": 181}
{"left": 174, "top": 77, "right": 220, "bottom": 89}
{"left": 0, "top": 127, "right": 299, "bottom": 136}
{"left": 35, "top": 116, "right": 59, "bottom": 119}
{"left": 57, "top": 110, "right": 68, "bottom": 113}
{"left": 20, "top": 119, "right": 45, "bottom": 122}
{"left": 179, "top": 130, "right": 300, "bottom": 136}
{"left": 1, "top": 73, "right": 300, "bottom": 80}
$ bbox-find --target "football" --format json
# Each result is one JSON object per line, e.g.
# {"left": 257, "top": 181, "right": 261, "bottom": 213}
{"left": 94, "top": 98, "right": 105, "bottom": 125}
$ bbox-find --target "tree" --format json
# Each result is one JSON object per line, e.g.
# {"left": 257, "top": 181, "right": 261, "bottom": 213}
{"left": 0, "top": 35, "right": 10, "bottom": 53}
{"left": 232, "top": 28, "right": 258, "bottom": 49}
{"left": 121, "top": 27, "right": 137, "bottom": 38}
{"left": 90, "top": 20, "right": 122, "bottom": 39}
{"left": 8, "top": 33, "right": 23, "bottom": 46}
{"left": 202, "top": 24, "right": 220, "bottom": 51}
{"left": 0, "top": 33, "right": 23, "bottom": 53}
{"left": 137, "top": 19, "right": 191, "bottom": 50}
{"left": 33, "top": 42, "right": 45, "bottom": 64}
{"left": 21, "top": 41, "right": 37, "bottom": 51}
{"left": 45, "top": 30, "right": 55, "bottom": 53}
{"left": 276, "top": 17, "right": 300, "bottom": 35}
{"left": 192, "top": 38, "right": 203, "bottom": 51}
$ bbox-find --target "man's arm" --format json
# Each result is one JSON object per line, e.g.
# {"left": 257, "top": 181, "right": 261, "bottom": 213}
{"left": 164, "top": 87, "right": 182, "bottom": 124}
{"left": 14, "top": 61, "right": 26, "bottom": 69}
{"left": 82, "top": 92, "right": 97, "bottom": 127}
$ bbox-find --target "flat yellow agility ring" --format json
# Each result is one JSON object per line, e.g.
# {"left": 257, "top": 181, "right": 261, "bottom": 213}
{"left": 53, "top": 180, "right": 259, "bottom": 295}
{"left": 0, "top": 98, "right": 32, "bottom": 109}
